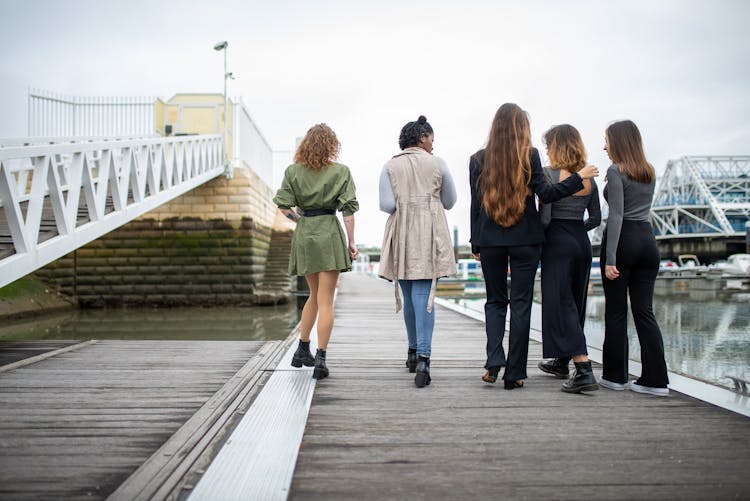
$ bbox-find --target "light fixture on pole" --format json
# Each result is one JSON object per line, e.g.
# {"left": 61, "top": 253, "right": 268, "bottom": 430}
{"left": 213, "top": 40, "right": 232, "bottom": 178}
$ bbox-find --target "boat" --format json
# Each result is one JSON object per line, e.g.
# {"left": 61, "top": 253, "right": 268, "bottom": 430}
{"left": 708, "top": 253, "right": 750, "bottom": 276}
{"left": 436, "top": 259, "right": 486, "bottom": 296}
{"left": 656, "top": 254, "right": 750, "bottom": 292}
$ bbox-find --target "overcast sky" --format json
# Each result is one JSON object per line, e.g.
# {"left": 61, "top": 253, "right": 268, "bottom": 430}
{"left": 1, "top": 0, "right": 749, "bottom": 245}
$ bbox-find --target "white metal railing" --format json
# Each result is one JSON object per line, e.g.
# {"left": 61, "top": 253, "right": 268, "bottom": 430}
{"left": 0, "top": 135, "right": 224, "bottom": 287}
{"left": 0, "top": 135, "right": 159, "bottom": 148}
{"left": 28, "top": 88, "right": 157, "bottom": 137}
{"left": 234, "top": 98, "right": 273, "bottom": 188}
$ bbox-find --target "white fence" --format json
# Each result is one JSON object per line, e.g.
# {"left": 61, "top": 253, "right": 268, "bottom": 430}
{"left": 0, "top": 135, "right": 224, "bottom": 287}
{"left": 28, "top": 88, "right": 158, "bottom": 137}
{"left": 233, "top": 98, "right": 273, "bottom": 187}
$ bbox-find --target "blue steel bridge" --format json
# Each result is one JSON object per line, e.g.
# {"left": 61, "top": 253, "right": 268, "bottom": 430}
{"left": 591, "top": 155, "right": 750, "bottom": 261}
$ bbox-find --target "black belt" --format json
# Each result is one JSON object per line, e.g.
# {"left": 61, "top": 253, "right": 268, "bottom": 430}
{"left": 301, "top": 208, "right": 336, "bottom": 217}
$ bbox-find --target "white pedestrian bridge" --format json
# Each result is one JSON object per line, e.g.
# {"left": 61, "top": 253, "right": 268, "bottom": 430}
{"left": 0, "top": 135, "right": 224, "bottom": 288}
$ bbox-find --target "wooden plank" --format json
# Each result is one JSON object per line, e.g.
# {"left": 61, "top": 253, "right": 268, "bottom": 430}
{"left": 0, "top": 339, "right": 270, "bottom": 501}
{"left": 289, "top": 273, "right": 750, "bottom": 500}
{"left": 0, "top": 340, "right": 94, "bottom": 372}
{"left": 109, "top": 337, "right": 293, "bottom": 500}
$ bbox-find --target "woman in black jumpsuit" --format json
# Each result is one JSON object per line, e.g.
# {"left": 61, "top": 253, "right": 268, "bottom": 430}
{"left": 538, "top": 124, "right": 601, "bottom": 393}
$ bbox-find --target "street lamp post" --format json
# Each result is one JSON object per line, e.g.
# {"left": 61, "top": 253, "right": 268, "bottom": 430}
{"left": 213, "top": 40, "right": 232, "bottom": 179}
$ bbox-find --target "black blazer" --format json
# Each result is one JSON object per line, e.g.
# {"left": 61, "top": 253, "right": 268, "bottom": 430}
{"left": 469, "top": 147, "right": 584, "bottom": 253}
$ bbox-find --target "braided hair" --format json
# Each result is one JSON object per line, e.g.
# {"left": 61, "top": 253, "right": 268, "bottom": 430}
{"left": 398, "top": 115, "right": 433, "bottom": 150}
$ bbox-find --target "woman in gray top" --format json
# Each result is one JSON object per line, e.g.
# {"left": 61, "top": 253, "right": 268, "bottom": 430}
{"left": 538, "top": 125, "right": 602, "bottom": 393}
{"left": 600, "top": 120, "right": 669, "bottom": 396}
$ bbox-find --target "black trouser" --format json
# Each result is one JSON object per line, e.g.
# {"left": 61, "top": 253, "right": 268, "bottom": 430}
{"left": 601, "top": 221, "right": 669, "bottom": 387}
{"left": 480, "top": 244, "right": 541, "bottom": 381}
{"left": 541, "top": 220, "right": 591, "bottom": 358}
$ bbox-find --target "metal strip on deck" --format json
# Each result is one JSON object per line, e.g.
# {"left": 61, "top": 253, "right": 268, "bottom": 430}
{"left": 188, "top": 324, "right": 318, "bottom": 500}
{"left": 434, "top": 297, "right": 750, "bottom": 418}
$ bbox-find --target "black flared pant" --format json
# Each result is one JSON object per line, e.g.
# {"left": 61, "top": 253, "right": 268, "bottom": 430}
{"left": 541, "top": 220, "right": 591, "bottom": 358}
{"left": 480, "top": 244, "right": 541, "bottom": 381}
{"left": 600, "top": 221, "right": 669, "bottom": 387}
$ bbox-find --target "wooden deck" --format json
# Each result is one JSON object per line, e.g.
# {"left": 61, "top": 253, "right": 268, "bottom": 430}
{"left": 290, "top": 273, "right": 750, "bottom": 500}
{"left": 0, "top": 338, "right": 289, "bottom": 500}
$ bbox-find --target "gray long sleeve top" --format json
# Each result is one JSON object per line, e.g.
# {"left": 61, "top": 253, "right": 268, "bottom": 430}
{"left": 540, "top": 167, "right": 601, "bottom": 231}
{"left": 379, "top": 156, "right": 456, "bottom": 213}
{"left": 603, "top": 164, "right": 655, "bottom": 266}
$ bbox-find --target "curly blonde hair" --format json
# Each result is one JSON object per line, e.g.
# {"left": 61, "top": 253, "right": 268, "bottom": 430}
{"left": 543, "top": 124, "right": 586, "bottom": 173}
{"left": 294, "top": 123, "right": 341, "bottom": 171}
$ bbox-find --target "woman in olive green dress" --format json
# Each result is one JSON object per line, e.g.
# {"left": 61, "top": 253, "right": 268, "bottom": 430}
{"left": 273, "top": 124, "right": 359, "bottom": 379}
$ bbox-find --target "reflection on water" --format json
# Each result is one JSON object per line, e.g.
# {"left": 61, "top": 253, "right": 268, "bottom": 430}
{"left": 452, "top": 289, "right": 750, "bottom": 388}
{"left": 0, "top": 304, "right": 301, "bottom": 342}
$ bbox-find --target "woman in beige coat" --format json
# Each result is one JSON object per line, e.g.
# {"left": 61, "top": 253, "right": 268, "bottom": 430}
{"left": 379, "top": 115, "right": 457, "bottom": 387}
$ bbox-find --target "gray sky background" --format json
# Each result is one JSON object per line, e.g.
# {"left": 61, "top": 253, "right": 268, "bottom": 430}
{"left": 1, "top": 0, "right": 749, "bottom": 245}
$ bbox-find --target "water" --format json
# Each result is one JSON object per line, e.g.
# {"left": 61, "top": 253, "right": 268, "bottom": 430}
{"left": 448, "top": 287, "right": 750, "bottom": 389}
{"left": 0, "top": 304, "right": 301, "bottom": 342}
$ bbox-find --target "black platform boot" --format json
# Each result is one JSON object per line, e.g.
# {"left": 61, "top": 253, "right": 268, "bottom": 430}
{"left": 561, "top": 361, "right": 599, "bottom": 393}
{"left": 415, "top": 356, "right": 431, "bottom": 388}
{"left": 291, "top": 340, "right": 315, "bottom": 368}
{"left": 538, "top": 357, "right": 571, "bottom": 378}
{"left": 406, "top": 348, "right": 417, "bottom": 373}
{"left": 312, "top": 349, "right": 329, "bottom": 379}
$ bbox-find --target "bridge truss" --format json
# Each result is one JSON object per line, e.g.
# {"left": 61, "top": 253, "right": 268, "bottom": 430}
{"left": 590, "top": 155, "right": 750, "bottom": 246}
{"left": 0, "top": 135, "right": 224, "bottom": 288}
{"left": 650, "top": 156, "right": 749, "bottom": 239}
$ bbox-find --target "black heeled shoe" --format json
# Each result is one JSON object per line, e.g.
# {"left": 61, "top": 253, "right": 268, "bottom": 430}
{"left": 482, "top": 366, "right": 501, "bottom": 384}
{"left": 504, "top": 379, "right": 524, "bottom": 390}
{"left": 415, "top": 356, "right": 431, "bottom": 388}
{"left": 406, "top": 348, "right": 417, "bottom": 373}
{"left": 291, "top": 340, "right": 315, "bottom": 368}
{"left": 561, "top": 361, "right": 599, "bottom": 393}
{"left": 312, "top": 349, "right": 329, "bottom": 379}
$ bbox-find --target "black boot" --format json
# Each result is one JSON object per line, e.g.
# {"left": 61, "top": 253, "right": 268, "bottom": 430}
{"left": 291, "top": 340, "right": 315, "bottom": 368}
{"left": 415, "top": 356, "right": 431, "bottom": 388}
{"left": 538, "top": 357, "right": 571, "bottom": 378}
{"left": 561, "top": 361, "right": 599, "bottom": 393}
{"left": 406, "top": 348, "right": 417, "bottom": 373}
{"left": 312, "top": 349, "right": 329, "bottom": 379}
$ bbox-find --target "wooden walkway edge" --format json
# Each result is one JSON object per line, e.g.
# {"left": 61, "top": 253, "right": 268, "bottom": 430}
{"left": 108, "top": 337, "right": 293, "bottom": 500}
{"left": 289, "top": 273, "right": 750, "bottom": 500}
{"left": 0, "top": 339, "right": 287, "bottom": 500}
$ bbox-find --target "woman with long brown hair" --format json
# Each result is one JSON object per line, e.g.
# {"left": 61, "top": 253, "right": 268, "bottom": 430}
{"left": 469, "top": 104, "right": 598, "bottom": 389}
{"left": 273, "top": 123, "right": 359, "bottom": 380}
{"left": 537, "top": 124, "right": 601, "bottom": 393}
{"left": 600, "top": 120, "right": 669, "bottom": 396}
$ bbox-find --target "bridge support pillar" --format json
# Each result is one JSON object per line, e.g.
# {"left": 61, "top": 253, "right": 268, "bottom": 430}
{"left": 36, "top": 166, "right": 289, "bottom": 306}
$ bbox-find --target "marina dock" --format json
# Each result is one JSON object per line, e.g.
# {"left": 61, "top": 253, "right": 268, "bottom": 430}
{"left": 1, "top": 273, "right": 749, "bottom": 500}
{"left": 289, "top": 274, "right": 750, "bottom": 500}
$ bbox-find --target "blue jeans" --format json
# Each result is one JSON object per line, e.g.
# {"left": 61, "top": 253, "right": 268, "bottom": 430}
{"left": 399, "top": 279, "right": 435, "bottom": 357}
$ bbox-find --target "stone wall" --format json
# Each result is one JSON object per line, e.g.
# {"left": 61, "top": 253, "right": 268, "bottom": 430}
{"left": 36, "top": 165, "right": 285, "bottom": 307}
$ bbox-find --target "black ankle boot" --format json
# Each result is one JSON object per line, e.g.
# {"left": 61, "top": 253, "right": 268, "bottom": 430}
{"left": 406, "top": 348, "right": 417, "bottom": 373}
{"left": 291, "top": 340, "right": 315, "bottom": 368}
{"left": 415, "top": 356, "right": 431, "bottom": 388}
{"left": 538, "top": 357, "right": 571, "bottom": 378}
{"left": 562, "top": 361, "right": 599, "bottom": 393}
{"left": 312, "top": 349, "right": 329, "bottom": 379}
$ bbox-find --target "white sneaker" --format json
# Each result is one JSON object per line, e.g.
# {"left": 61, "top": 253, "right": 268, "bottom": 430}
{"left": 630, "top": 382, "right": 669, "bottom": 397}
{"left": 599, "top": 377, "right": 627, "bottom": 391}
